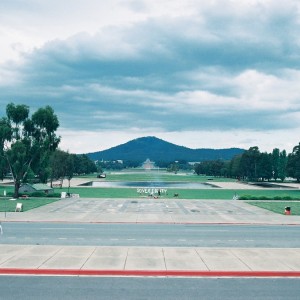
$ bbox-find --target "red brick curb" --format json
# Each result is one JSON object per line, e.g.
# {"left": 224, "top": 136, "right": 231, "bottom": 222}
{"left": 1, "top": 269, "right": 300, "bottom": 277}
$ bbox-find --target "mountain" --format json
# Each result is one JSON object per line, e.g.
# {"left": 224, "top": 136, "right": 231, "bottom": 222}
{"left": 86, "top": 136, "right": 245, "bottom": 162}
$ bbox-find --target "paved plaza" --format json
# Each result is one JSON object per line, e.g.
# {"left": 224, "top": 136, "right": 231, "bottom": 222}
{"left": 4, "top": 198, "right": 300, "bottom": 225}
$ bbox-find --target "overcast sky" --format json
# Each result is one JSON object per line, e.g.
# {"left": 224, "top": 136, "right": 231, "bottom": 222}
{"left": 1, "top": 0, "right": 300, "bottom": 154}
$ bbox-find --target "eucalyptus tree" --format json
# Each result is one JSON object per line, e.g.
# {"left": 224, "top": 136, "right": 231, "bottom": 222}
{"left": 0, "top": 103, "right": 60, "bottom": 197}
{"left": 228, "top": 154, "right": 243, "bottom": 179}
{"left": 65, "top": 153, "right": 75, "bottom": 193}
{"left": 49, "top": 149, "right": 69, "bottom": 187}
{"left": 271, "top": 148, "right": 280, "bottom": 181}
{"left": 278, "top": 150, "right": 287, "bottom": 182}
{"left": 258, "top": 152, "right": 272, "bottom": 181}
{"left": 287, "top": 142, "right": 300, "bottom": 182}
{"left": 239, "top": 146, "right": 261, "bottom": 181}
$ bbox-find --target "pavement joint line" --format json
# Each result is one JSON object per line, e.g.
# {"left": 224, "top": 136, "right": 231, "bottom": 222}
{"left": 37, "top": 247, "right": 63, "bottom": 270}
{"left": 229, "top": 249, "right": 252, "bottom": 271}
{"left": 123, "top": 248, "right": 130, "bottom": 270}
{"left": 195, "top": 249, "right": 210, "bottom": 270}
{"left": 80, "top": 247, "right": 97, "bottom": 271}
{"left": 1, "top": 269, "right": 300, "bottom": 277}
{"left": 162, "top": 248, "right": 167, "bottom": 271}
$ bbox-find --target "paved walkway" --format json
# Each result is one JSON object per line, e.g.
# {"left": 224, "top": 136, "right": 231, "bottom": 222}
{"left": 1, "top": 245, "right": 300, "bottom": 277}
{"left": 1, "top": 198, "right": 300, "bottom": 277}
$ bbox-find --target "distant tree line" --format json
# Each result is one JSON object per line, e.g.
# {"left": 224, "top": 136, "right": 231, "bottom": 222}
{"left": 194, "top": 143, "right": 300, "bottom": 182}
{"left": 46, "top": 150, "right": 97, "bottom": 188}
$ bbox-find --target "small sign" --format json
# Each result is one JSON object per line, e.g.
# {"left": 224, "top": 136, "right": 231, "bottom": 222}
{"left": 15, "top": 203, "right": 23, "bottom": 212}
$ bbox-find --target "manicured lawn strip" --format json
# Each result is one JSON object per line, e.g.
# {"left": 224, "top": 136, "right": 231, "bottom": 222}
{"left": 247, "top": 201, "right": 300, "bottom": 215}
{"left": 59, "top": 187, "right": 300, "bottom": 199}
{"left": 0, "top": 197, "right": 60, "bottom": 212}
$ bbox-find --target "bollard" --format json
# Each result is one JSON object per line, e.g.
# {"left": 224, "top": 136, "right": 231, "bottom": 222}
{"left": 284, "top": 206, "right": 291, "bottom": 215}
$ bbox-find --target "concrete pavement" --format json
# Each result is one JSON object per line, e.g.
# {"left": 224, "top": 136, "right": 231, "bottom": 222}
{"left": 1, "top": 198, "right": 300, "bottom": 277}
{"left": 3, "top": 198, "right": 300, "bottom": 225}
{"left": 1, "top": 245, "right": 300, "bottom": 277}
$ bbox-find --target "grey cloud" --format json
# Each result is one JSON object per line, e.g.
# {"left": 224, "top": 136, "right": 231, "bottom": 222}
{"left": 1, "top": 3, "right": 300, "bottom": 135}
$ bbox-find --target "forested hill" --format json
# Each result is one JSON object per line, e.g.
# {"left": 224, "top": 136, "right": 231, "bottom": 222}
{"left": 86, "top": 136, "right": 244, "bottom": 163}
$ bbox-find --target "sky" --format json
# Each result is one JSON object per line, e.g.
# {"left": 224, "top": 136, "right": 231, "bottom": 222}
{"left": 1, "top": 0, "right": 300, "bottom": 154}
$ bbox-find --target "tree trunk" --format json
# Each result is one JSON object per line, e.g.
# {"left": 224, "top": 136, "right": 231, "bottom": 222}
{"left": 14, "top": 180, "right": 21, "bottom": 198}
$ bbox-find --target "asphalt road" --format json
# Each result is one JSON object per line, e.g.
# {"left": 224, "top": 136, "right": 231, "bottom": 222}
{"left": 1, "top": 222, "right": 300, "bottom": 247}
{"left": 0, "top": 276, "right": 299, "bottom": 300}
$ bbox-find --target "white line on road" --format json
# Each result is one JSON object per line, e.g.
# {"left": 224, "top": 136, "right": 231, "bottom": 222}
{"left": 42, "top": 228, "right": 85, "bottom": 230}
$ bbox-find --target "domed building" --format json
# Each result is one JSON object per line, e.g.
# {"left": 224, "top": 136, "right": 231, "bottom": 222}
{"left": 142, "top": 158, "right": 155, "bottom": 170}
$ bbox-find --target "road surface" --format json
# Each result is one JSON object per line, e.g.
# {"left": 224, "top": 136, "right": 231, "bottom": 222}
{"left": 1, "top": 222, "right": 300, "bottom": 247}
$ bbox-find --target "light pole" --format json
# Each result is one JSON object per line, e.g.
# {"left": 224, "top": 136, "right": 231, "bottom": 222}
{"left": 3, "top": 189, "right": 6, "bottom": 218}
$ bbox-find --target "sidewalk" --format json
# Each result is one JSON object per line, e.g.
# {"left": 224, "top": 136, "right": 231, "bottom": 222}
{"left": 1, "top": 245, "right": 300, "bottom": 277}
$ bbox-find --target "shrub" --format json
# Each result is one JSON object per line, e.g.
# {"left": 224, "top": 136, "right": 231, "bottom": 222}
{"left": 20, "top": 192, "right": 60, "bottom": 198}
{"left": 238, "top": 196, "right": 249, "bottom": 200}
{"left": 29, "top": 192, "right": 47, "bottom": 197}
{"left": 46, "top": 193, "right": 61, "bottom": 198}
{"left": 239, "top": 195, "right": 251, "bottom": 200}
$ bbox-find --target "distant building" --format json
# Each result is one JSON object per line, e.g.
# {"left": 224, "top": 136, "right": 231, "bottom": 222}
{"left": 19, "top": 183, "right": 54, "bottom": 195}
{"left": 142, "top": 158, "right": 155, "bottom": 170}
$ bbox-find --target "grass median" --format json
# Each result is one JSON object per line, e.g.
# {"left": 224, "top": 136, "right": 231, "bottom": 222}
{"left": 0, "top": 197, "right": 60, "bottom": 212}
{"left": 247, "top": 201, "right": 300, "bottom": 216}
{"left": 57, "top": 187, "right": 300, "bottom": 199}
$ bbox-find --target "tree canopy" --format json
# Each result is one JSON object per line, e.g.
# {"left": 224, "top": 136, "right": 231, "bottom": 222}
{"left": 0, "top": 103, "right": 60, "bottom": 197}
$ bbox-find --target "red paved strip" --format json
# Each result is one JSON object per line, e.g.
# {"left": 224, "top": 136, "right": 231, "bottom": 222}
{"left": 1, "top": 269, "right": 300, "bottom": 277}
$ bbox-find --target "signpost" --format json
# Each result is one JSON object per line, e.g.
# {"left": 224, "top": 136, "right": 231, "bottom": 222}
{"left": 3, "top": 189, "right": 6, "bottom": 218}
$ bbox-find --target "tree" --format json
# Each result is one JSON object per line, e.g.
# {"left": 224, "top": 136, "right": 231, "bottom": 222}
{"left": 0, "top": 103, "right": 60, "bottom": 197}
{"left": 287, "top": 142, "right": 300, "bottom": 182}
{"left": 49, "top": 149, "right": 68, "bottom": 186}
{"left": 167, "top": 162, "right": 179, "bottom": 174}
{"left": 271, "top": 148, "right": 280, "bottom": 181}
{"left": 228, "top": 154, "right": 242, "bottom": 179}
{"left": 278, "top": 150, "right": 287, "bottom": 182}
{"left": 65, "top": 154, "right": 75, "bottom": 193}
{"left": 257, "top": 152, "right": 272, "bottom": 181}
{"left": 239, "top": 146, "right": 261, "bottom": 181}
{"left": 73, "top": 154, "right": 96, "bottom": 174}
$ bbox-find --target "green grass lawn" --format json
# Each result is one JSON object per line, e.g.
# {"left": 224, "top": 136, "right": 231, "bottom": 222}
{"left": 0, "top": 197, "right": 60, "bottom": 212}
{"left": 247, "top": 201, "right": 300, "bottom": 215}
{"left": 59, "top": 187, "right": 300, "bottom": 200}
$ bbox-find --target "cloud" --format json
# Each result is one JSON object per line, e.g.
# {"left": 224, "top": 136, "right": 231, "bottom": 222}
{"left": 1, "top": 0, "right": 300, "bottom": 153}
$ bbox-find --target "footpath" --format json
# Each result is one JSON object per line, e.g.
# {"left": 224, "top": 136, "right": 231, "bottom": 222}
{"left": 0, "top": 197, "right": 300, "bottom": 277}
